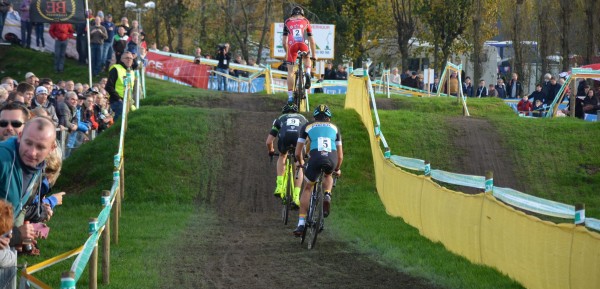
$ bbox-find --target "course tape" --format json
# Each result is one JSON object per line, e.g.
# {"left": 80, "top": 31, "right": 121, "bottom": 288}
{"left": 430, "top": 169, "right": 486, "bottom": 189}
{"left": 390, "top": 155, "right": 425, "bottom": 171}
{"left": 585, "top": 218, "right": 600, "bottom": 231}
{"left": 71, "top": 227, "right": 104, "bottom": 282}
{"left": 493, "top": 187, "right": 575, "bottom": 219}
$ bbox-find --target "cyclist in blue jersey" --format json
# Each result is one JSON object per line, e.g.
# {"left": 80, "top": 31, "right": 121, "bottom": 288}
{"left": 266, "top": 103, "right": 308, "bottom": 206}
{"left": 293, "top": 105, "right": 343, "bottom": 236}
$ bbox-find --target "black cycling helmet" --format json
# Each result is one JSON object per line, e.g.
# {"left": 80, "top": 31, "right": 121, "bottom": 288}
{"left": 313, "top": 104, "right": 332, "bottom": 119}
{"left": 282, "top": 103, "right": 298, "bottom": 114}
{"left": 290, "top": 6, "right": 304, "bottom": 17}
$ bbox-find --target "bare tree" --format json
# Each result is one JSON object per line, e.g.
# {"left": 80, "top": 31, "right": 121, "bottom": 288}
{"left": 559, "top": 0, "right": 572, "bottom": 72}
{"left": 391, "top": 0, "right": 417, "bottom": 71}
{"left": 537, "top": 0, "right": 550, "bottom": 78}
{"left": 583, "top": 0, "right": 596, "bottom": 65}
{"left": 511, "top": 0, "right": 524, "bottom": 79}
{"left": 256, "top": 0, "right": 272, "bottom": 65}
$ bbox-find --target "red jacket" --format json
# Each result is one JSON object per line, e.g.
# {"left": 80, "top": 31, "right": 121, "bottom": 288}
{"left": 517, "top": 99, "right": 533, "bottom": 114}
{"left": 49, "top": 23, "right": 74, "bottom": 41}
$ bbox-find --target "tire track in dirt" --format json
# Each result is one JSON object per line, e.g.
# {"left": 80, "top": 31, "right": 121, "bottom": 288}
{"left": 163, "top": 94, "right": 444, "bottom": 289}
{"left": 446, "top": 116, "right": 524, "bottom": 192}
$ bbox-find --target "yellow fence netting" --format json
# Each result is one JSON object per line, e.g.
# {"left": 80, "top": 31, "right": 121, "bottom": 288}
{"left": 344, "top": 75, "right": 600, "bottom": 289}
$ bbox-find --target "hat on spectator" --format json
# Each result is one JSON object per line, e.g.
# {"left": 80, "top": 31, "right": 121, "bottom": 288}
{"left": 107, "top": 14, "right": 112, "bottom": 18}
{"left": 25, "top": 72, "right": 35, "bottom": 79}
{"left": 35, "top": 86, "right": 48, "bottom": 95}
{"left": 77, "top": 93, "right": 86, "bottom": 100}
{"left": 85, "top": 87, "right": 100, "bottom": 95}
{"left": 97, "top": 11, "right": 104, "bottom": 18}
{"left": 411, "top": 71, "right": 417, "bottom": 76}
{"left": 52, "top": 88, "right": 66, "bottom": 96}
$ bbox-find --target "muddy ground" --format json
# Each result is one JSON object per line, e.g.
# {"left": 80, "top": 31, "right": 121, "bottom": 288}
{"left": 162, "top": 94, "right": 444, "bottom": 289}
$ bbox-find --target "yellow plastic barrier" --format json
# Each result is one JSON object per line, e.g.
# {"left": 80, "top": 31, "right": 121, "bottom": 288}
{"left": 345, "top": 75, "right": 600, "bottom": 289}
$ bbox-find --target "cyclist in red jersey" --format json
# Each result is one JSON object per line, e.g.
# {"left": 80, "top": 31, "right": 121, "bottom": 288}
{"left": 282, "top": 6, "right": 317, "bottom": 104}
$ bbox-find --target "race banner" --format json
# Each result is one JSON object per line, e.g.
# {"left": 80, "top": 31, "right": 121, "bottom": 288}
{"left": 271, "top": 23, "right": 335, "bottom": 60}
{"left": 146, "top": 52, "right": 210, "bottom": 89}
{"left": 30, "top": 0, "right": 86, "bottom": 23}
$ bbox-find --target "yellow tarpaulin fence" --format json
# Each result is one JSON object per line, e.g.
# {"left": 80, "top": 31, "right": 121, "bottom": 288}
{"left": 345, "top": 75, "right": 600, "bottom": 289}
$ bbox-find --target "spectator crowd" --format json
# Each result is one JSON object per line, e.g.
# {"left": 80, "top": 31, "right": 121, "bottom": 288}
{"left": 0, "top": 8, "right": 148, "bottom": 285}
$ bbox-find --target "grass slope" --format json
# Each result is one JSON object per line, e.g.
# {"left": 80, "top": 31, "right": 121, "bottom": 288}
{"left": 20, "top": 107, "right": 229, "bottom": 288}
{"left": 379, "top": 96, "right": 600, "bottom": 218}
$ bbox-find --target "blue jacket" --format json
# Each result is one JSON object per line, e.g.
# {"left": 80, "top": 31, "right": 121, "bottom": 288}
{"left": 0, "top": 137, "right": 43, "bottom": 214}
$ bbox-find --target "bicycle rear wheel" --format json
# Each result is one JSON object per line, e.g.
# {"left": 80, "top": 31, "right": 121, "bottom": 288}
{"left": 306, "top": 184, "right": 323, "bottom": 249}
{"left": 294, "top": 65, "right": 304, "bottom": 108}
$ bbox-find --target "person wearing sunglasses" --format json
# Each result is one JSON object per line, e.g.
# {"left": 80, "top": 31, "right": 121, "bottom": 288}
{"left": 0, "top": 117, "right": 54, "bottom": 262}
{"left": 0, "top": 102, "right": 29, "bottom": 141}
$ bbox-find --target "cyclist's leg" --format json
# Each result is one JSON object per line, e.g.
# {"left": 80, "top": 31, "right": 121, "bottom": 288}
{"left": 275, "top": 151, "right": 287, "bottom": 197}
{"left": 294, "top": 153, "right": 319, "bottom": 235}
{"left": 321, "top": 153, "right": 337, "bottom": 217}
{"left": 286, "top": 44, "right": 299, "bottom": 103}
{"left": 299, "top": 43, "right": 311, "bottom": 89}
{"left": 275, "top": 138, "right": 288, "bottom": 197}
{"left": 293, "top": 157, "right": 304, "bottom": 206}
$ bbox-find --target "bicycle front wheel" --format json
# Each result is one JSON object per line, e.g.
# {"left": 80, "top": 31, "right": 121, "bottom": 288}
{"left": 282, "top": 162, "right": 293, "bottom": 225}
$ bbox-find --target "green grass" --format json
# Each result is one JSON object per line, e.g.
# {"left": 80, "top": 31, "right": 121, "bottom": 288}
{"left": 19, "top": 106, "right": 230, "bottom": 288}
{"left": 0, "top": 46, "right": 98, "bottom": 84}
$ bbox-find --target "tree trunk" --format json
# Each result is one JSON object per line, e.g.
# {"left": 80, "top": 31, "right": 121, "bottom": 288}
{"left": 584, "top": 0, "right": 595, "bottom": 65}
{"left": 512, "top": 2, "right": 522, "bottom": 79}
{"left": 256, "top": 0, "right": 272, "bottom": 65}
{"left": 537, "top": 0, "right": 549, "bottom": 81}
{"left": 176, "top": 0, "right": 184, "bottom": 53}
{"left": 471, "top": 0, "right": 482, "bottom": 84}
{"left": 153, "top": 11, "right": 161, "bottom": 48}
{"left": 559, "top": 0, "right": 571, "bottom": 72}
{"left": 200, "top": 0, "right": 208, "bottom": 39}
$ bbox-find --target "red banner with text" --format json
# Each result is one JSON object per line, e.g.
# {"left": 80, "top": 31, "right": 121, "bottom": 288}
{"left": 146, "top": 52, "right": 210, "bottom": 89}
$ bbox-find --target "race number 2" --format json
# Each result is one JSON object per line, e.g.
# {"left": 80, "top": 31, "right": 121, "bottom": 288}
{"left": 318, "top": 137, "right": 332, "bottom": 152}
{"left": 293, "top": 29, "right": 303, "bottom": 42}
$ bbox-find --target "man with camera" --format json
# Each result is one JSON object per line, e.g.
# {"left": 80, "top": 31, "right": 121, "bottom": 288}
{"left": 0, "top": 117, "right": 56, "bottom": 259}
{"left": 216, "top": 43, "right": 231, "bottom": 91}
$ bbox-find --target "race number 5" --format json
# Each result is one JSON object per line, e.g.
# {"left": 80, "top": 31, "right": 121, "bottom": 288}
{"left": 318, "top": 137, "right": 332, "bottom": 152}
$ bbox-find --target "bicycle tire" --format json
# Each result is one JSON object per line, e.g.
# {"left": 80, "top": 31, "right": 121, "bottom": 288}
{"left": 294, "top": 60, "right": 304, "bottom": 108}
{"left": 306, "top": 183, "right": 323, "bottom": 250}
{"left": 282, "top": 159, "right": 293, "bottom": 225}
{"left": 300, "top": 184, "right": 312, "bottom": 245}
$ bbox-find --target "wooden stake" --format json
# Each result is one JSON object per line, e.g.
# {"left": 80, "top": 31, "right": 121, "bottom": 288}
{"left": 88, "top": 218, "right": 98, "bottom": 289}
{"left": 485, "top": 171, "right": 494, "bottom": 194}
{"left": 60, "top": 271, "right": 75, "bottom": 289}
{"left": 101, "top": 190, "right": 111, "bottom": 284}
{"left": 575, "top": 203, "right": 585, "bottom": 226}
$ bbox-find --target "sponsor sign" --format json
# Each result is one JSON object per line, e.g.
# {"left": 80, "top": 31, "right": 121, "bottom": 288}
{"left": 271, "top": 22, "right": 335, "bottom": 60}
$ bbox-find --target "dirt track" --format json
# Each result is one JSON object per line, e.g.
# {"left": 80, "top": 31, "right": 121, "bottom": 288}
{"left": 163, "top": 94, "right": 443, "bottom": 289}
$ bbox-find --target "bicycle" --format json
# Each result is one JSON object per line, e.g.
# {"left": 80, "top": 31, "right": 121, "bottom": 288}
{"left": 300, "top": 168, "right": 337, "bottom": 250}
{"left": 292, "top": 51, "right": 313, "bottom": 112}
{"left": 271, "top": 147, "right": 300, "bottom": 225}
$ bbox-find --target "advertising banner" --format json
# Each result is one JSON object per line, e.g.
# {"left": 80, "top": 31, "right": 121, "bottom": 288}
{"left": 271, "top": 23, "right": 335, "bottom": 60}
{"left": 30, "top": 0, "right": 86, "bottom": 23}
{"left": 146, "top": 52, "right": 210, "bottom": 89}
